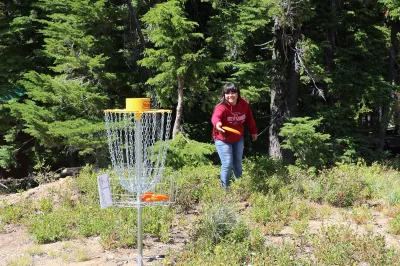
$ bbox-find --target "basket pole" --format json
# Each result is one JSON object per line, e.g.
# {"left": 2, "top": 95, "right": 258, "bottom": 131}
{"left": 135, "top": 118, "right": 144, "bottom": 266}
{"left": 101, "top": 99, "right": 174, "bottom": 264}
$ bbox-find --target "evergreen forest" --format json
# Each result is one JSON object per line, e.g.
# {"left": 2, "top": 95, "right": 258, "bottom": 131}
{"left": 3, "top": 1, "right": 400, "bottom": 265}
{"left": 1, "top": 0, "right": 400, "bottom": 175}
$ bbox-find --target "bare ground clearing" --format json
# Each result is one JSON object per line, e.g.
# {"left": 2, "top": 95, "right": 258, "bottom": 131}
{"left": 0, "top": 177, "right": 399, "bottom": 265}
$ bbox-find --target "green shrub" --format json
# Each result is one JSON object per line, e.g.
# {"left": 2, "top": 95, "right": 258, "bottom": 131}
{"left": 0, "top": 200, "right": 35, "bottom": 225}
{"left": 386, "top": 155, "right": 400, "bottom": 170}
{"left": 174, "top": 165, "right": 220, "bottom": 212}
{"left": 38, "top": 197, "right": 54, "bottom": 214}
{"left": 76, "top": 207, "right": 114, "bottom": 237}
{"left": 304, "top": 164, "right": 371, "bottom": 207}
{"left": 225, "top": 219, "right": 250, "bottom": 244}
{"left": 280, "top": 117, "right": 331, "bottom": 169}
{"left": 72, "top": 165, "right": 101, "bottom": 205}
{"left": 165, "top": 133, "right": 215, "bottom": 169}
{"left": 332, "top": 136, "right": 387, "bottom": 165}
{"left": 289, "top": 198, "right": 316, "bottom": 221}
{"left": 29, "top": 209, "right": 74, "bottom": 243}
{"left": 351, "top": 205, "right": 373, "bottom": 225}
{"left": 95, "top": 208, "right": 138, "bottom": 248}
{"left": 242, "top": 156, "right": 288, "bottom": 194}
{"left": 175, "top": 240, "right": 309, "bottom": 266}
{"left": 249, "top": 193, "right": 292, "bottom": 226}
{"left": 386, "top": 189, "right": 400, "bottom": 206}
{"left": 313, "top": 224, "right": 399, "bottom": 265}
{"left": 389, "top": 215, "right": 400, "bottom": 235}
{"left": 143, "top": 206, "right": 175, "bottom": 243}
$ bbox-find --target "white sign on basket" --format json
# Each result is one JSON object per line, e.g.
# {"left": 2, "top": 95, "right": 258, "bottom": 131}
{"left": 97, "top": 174, "right": 113, "bottom": 209}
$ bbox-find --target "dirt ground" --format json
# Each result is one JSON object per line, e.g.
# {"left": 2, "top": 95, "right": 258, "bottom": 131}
{"left": 0, "top": 177, "right": 399, "bottom": 265}
{"left": 0, "top": 224, "right": 187, "bottom": 266}
{"left": 0, "top": 178, "right": 189, "bottom": 266}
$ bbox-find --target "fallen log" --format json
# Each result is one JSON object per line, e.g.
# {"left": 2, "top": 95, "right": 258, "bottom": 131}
{"left": 60, "top": 167, "right": 82, "bottom": 177}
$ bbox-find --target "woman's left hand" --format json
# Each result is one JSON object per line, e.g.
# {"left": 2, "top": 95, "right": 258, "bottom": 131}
{"left": 252, "top": 134, "right": 257, "bottom": 141}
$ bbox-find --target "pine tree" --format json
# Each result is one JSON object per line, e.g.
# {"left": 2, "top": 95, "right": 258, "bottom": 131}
{"left": 5, "top": 0, "right": 125, "bottom": 168}
{"left": 0, "top": 0, "right": 43, "bottom": 170}
{"left": 139, "top": 0, "right": 207, "bottom": 138}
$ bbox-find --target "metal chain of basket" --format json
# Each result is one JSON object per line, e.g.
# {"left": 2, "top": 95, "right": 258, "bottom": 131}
{"left": 104, "top": 111, "right": 172, "bottom": 195}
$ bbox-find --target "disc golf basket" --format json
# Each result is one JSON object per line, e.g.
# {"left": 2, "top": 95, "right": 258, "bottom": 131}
{"left": 97, "top": 98, "right": 176, "bottom": 265}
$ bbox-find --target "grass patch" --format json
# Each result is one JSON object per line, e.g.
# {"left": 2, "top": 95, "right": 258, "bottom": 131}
{"left": 2, "top": 160, "right": 400, "bottom": 264}
{"left": 6, "top": 255, "right": 32, "bottom": 266}
{"left": 313, "top": 224, "right": 399, "bottom": 265}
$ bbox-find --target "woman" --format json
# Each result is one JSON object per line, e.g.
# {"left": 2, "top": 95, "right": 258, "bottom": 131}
{"left": 211, "top": 83, "right": 257, "bottom": 189}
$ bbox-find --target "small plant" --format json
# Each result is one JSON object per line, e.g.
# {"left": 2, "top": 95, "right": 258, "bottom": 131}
{"left": 249, "top": 226, "right": 265, "bottom": 251}
{"left": 60, "top": 252, "right": 69, "bottom": 261}
{"left": 144, "top": 206, "right": 175, "bottom": 243}
{"left": 174, "top": 165, "right": 220, "bottom": 213}
{"left": 0, "top": 200, "right": 34, "bottom": 225}
{"left": 313, "top": 165, "right": 370, "bottom": 207}
{"left": 38, "top": 197, "right": 54, "bottom": 214}
{"left": 193, "top": 203, "right": 238, "bottom": 248}
{"left": 291, "top": 218, "right": 309, "bottom": 237}
{"left": 317, "top": 204, "right": 334, "bottom": 219}
{"left": 313, "top": 224, "right": 398, "bottom": 265}
{"left": 57, "top": 241, "right": 90, "bottom": 262}
{"left": 386, "top": 204, "right": 400, "bottom": 218}
{"left": 389, "top": 215, "right": 400, "bottom": 235}
{"left": 291, "top": 218, "right": 309, "bottom": 252}
{"left": 6, "top": 255, "right": 32, "bottom": 266}
{"left": 225, "top": 219, "right": 249, "bottom": 243}
{"left": 242, "top": 156, "right": 288, "bottom": 194}
{"left": 32, "top": 160, "right": 59, "bottom": 185}
{"left": 250, "top": 193, "right": 292, "bottom": 226}
{"left": 74, "top": 247, "right": 89, "bottom": 262}
{"left": 29, "top": 210, "right": 73, "bottom": 243}
{"left": 351, "top": 205, "right": 373, "bottom": 225}
{"left": 263, "top": 220, "right": 285, "bottom": 235}
{"left": 26, "top": 245, "right": 45, "bottom": 256}
{"left": 386, "top": 189, "right": 400, "bottom": 206}
{"left": 289, "top": 199, "right": 316, "bottom": 220}
{"left": 252, "top": 242, "right": 305, "bottom": 266}
{"left": 48, "top": 250, "right": 58, "bottom": 257}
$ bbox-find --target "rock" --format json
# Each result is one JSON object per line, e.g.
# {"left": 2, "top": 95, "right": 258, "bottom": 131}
{"left": 60, "top": 167, "right": 82, "bottom": 177}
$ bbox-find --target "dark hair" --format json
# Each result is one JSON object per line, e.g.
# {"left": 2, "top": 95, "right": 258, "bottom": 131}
{"left": 215, "top": 82, "right": 241, "bottom": 106}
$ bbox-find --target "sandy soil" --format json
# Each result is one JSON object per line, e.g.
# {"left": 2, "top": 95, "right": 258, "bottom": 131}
{"left": 0, "top": 178, "right": 189, "bottom": 266}
{"left": 1, "top": 178, "right": 399, "bottom": 265}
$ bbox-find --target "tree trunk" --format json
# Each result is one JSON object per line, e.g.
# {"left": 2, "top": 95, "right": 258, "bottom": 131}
{"left": 125, "top": 0, "right": 156, "bottom": 104}
{"left": 125, "top": 0, "right": 146, "bottom": 50}
{"left": 325, "top": 0, "right": 338, "bottom": 73}
{"left": 269, "top": 18, "right": 300, "bottom": 163}
{"left": 377, "top": 21, "right": 400, "bottom": 150}
{"left": 324, "top": 0, "right": 338, "bottom": 107}
{"left": 172, "top": 76, "right": 184, "bottom": 138}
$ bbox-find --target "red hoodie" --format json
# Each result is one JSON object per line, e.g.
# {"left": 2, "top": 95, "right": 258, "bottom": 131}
{"left": 211, "top": 98, "right": 257, "bottom": 143}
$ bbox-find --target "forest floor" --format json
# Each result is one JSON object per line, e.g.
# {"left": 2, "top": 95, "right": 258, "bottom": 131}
{"left": 0, "top": 177, "right": 399, "bottom": 265}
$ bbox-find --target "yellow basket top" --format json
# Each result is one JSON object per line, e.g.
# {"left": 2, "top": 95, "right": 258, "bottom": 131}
{"left": 104, "top": 109, "right": 172, "bottom": 114}
{"left": 104, "top": 98, "right": 172, "bottom": 114}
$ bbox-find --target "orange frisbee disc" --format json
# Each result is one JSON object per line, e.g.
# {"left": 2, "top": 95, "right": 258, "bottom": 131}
{"left": 141, "top": 192, "right": 169, "bottom": 202}
{"left": 221, "top": 126, "right": 241, "bottom": 135}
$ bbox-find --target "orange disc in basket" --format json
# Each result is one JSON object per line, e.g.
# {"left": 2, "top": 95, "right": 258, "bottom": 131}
{"left": 221, "top": 126, "right": 241, "bottom": 135}
{"left": 141, "top": 192, "right": 155, "bottom": 201}
{"left": 141, "top": 192, "right": 169, "bottom": 202}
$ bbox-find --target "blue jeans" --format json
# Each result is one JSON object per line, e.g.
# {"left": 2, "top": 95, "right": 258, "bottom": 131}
{"left": 214, "top": 137, "right": 244, "bottom": 188}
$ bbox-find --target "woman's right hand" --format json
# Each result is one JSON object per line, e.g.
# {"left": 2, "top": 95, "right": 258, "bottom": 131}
{"left": 216, "top": 122, "right": 225, "bottom": 133}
